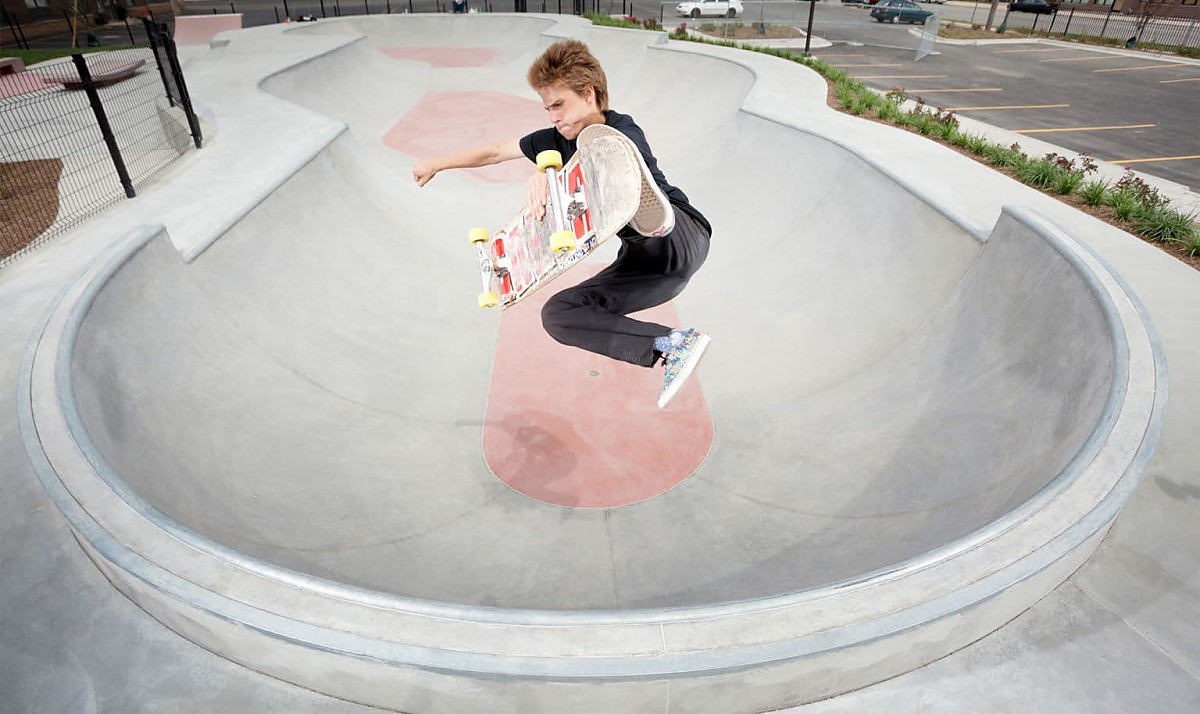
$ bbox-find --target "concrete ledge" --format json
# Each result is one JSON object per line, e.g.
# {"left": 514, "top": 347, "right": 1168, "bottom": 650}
{"left": 0, "top": 57, "right": 25, "bottom": 74}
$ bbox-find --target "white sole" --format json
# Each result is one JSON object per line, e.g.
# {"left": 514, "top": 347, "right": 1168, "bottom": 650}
{"left": 657, "top": 334, "right": 711, "bottom": 409}
{"left": 577, "top": 124, "right": 675, "bottom": 238}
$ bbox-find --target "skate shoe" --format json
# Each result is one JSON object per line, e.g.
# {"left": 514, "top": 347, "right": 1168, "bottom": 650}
{"left": 657, "top": 329, "right": 711, "bottom": 409}
{"left": 576, "top": 123, "right": 675, "bottom": 238}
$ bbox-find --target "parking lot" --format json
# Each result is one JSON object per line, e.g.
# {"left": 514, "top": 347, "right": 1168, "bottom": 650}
{"left": 810, "top": 36, "right": 1200, "bottom": 189}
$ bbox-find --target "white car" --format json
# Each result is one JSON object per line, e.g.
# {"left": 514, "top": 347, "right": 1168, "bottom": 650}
{"left": 676, "top": 0, "right": 744, "bottom": 19}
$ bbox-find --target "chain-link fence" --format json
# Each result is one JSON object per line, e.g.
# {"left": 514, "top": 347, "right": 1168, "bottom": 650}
{"left": 1, "top": 26, "right": 200, "bottom": 267}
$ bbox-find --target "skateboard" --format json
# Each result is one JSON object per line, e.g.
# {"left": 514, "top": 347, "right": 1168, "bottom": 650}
{"left": 469, "top": 123, "right": 674, "bottom": 310}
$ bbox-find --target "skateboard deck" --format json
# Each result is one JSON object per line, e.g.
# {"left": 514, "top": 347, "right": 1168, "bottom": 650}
{"left": 470, "top": 123, "right": 672, "bottom": 310}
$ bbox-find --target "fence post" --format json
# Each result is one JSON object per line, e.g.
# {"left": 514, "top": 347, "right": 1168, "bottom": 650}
{"left": 1061, "top": 7, "right": 1073, "bottom": 38}
{"left": 144, "top": 17, "right": 176, "bottom": 108}
{"left": 804, "top": 0, "right": 816, "bottom": 56}
{"left": 1, "top": 5, "right": 30, "bottom": 50}
{"left": 1100, "top": 5, "right": 1113, "bottom": 39}
{"left": 143, "top": 18, "right": 204, "bottom": 149}
{"left": 72, "top": 54, "right": 137, "bottom": 199}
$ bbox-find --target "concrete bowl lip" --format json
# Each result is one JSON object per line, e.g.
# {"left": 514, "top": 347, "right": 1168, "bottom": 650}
{"left": 14, "top": 18, "right": 1167, "bottom": 678}
{"left": 22, "top": 198, "right": 1163, "bottom": 631}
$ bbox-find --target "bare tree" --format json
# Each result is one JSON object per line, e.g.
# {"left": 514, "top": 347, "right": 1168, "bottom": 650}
{"left": 1130, "top": 0, "right": 1171, "bottom": 45}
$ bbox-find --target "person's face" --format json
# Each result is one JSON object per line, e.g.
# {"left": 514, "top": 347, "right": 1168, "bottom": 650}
{"left": 537, "top": 82, "right": 603, "bottom": 141}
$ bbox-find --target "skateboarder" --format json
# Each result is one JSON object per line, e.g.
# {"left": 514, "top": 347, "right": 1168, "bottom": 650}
{"left": 413, "top": 40, "right": 711, "bottom": 409}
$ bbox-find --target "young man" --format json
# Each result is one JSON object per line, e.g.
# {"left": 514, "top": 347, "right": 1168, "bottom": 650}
{"left": 413, "top": 40, "right": 711, "bottom": 409}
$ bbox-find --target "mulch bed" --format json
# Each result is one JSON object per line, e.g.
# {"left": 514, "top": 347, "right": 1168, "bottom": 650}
{"left": 695, "top": 24, "right": 805, "bottom": 41}
{"left": 1, "top": 159, "right": 63, "bottom": 263}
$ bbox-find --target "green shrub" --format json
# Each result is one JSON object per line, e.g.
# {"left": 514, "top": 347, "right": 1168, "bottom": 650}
{"left": 1112, "top": 170, "right": 1168, "bottom": 211}
{"left": 836, "top": 81, "right": 861, "bottom": 114}
{"left": 1016, "top": 156, "right": 1057, "bottom": 188}
{"left": 945, "top": 128, "right": 968, "bottom": 147}
{"left": 1081, "top": 179, "right": 1109, "bottom": 206}
{"left": 982, "top": 143, "right": 1028, "bottom": 170}
{"left": 855, "top": 87, "right": 882, "bottom": 113}
{"left": 877, "top": 97, "right": 903, "bottom": 122}
{"left": 1108, "top": 191, "right": 1140, "bottom": 221}
{"left": 1133, "top": 207, "right": 1199, "bottom": 247}
{"left": 1053, "top": 170, "right": 1085, "bottom": 196}
{"left": 962, "top": 133, "right": 990, "bottom": 155}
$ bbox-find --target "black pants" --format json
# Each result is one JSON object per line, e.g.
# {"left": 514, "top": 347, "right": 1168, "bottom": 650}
{"left": 541, "top": 206, "right": 710, "bottom": 367}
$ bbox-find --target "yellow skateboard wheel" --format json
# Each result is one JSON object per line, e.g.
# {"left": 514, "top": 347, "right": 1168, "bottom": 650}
{"left": 469, "top": 227, "right": 489, "bottom": 244}
{"left": 478, "top": 291, "right": 500, "bottom": 309}
{"left": 536, "top": 150, "right": 563, "bottom": 173}
{"left": 550, "top": 231, "right": 576, "bottom": 254}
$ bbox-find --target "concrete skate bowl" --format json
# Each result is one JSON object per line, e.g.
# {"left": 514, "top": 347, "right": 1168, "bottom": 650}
{"left": 19, "top": 15, "right": 1165, "bottom": 713}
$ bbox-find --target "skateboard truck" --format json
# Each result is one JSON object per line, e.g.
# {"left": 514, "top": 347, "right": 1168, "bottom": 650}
{"left": 469, "top": 227, "right": 501, "bottom": 308}
{"left": 536, "top": 150, "right": 578, "bottom": 255}
{"left": 470, "top": 149, "right": 578, "bottom": 309}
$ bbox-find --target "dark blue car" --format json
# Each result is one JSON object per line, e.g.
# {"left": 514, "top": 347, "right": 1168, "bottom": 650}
{"left": 870, "top": 0, "right": 935, "bottom": 24}
{"left": 1009, "top": 0, "right": 1059, "bottom": 14}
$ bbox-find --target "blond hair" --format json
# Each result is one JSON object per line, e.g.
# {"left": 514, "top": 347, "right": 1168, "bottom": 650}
{"left": 527, "top": 40, "right": 609, "bottom": 112}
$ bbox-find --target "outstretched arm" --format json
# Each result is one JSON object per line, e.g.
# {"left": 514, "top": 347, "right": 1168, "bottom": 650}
{"left": 413, "top": 139, "right": 524, "bottom": 186}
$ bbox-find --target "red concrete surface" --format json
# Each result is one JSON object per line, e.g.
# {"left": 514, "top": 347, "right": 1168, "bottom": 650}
{"left": 384, "top": 90, "right": 548, "bottom": 183}
{"left": 483, "top": 267, "right": 714, "bottom": 509}
{"left": 380, "top": 47, "right": 503, "bottom": 68}
{"left": 0, "top": 73, "right": 54, "bottom": 99}
{"left": 173, "top": 13, "right": 243, "bottom": 47}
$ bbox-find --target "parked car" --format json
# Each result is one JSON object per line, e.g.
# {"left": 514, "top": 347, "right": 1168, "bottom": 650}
{"left": 870, "top": 0, "right": 935, "bottom": 24}
{"left": 676, "top": 0, "right": 744, "bottom": 18}
{"left": 1008, "top": 0, "right": 1058, "bottom": 14}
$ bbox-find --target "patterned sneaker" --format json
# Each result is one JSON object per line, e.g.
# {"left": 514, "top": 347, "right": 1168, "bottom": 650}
{"left": 657, "top": 329, "right": 711, "bottom": 409}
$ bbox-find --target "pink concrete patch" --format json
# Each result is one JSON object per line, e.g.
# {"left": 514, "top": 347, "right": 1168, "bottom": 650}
{"left": 174, "top": 13, "right": 243, "bottom": 46}
{"left": 380, "top": 47, "right": 503, "bottom": 68}
{"left": 0, "top": 73, "right": 55, "bottom": 99}
{"left": 483, "top": 267, "right": 714, "bottom": 509}
{"left": 384, "top": 91, "right": 548, "bottom": 183}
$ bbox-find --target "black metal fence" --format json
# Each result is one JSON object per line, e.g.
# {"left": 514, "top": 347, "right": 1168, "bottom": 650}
{"left": 0, "top": 22, "right": 201, "bottom": 268}
{"left": 1000, "top": 7, "right": 1200, "bottom": 48}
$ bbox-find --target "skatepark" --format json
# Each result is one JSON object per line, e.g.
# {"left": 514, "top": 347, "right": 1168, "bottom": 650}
{"left": 2, "top": 12, "right": 1197, "bottom": 713}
